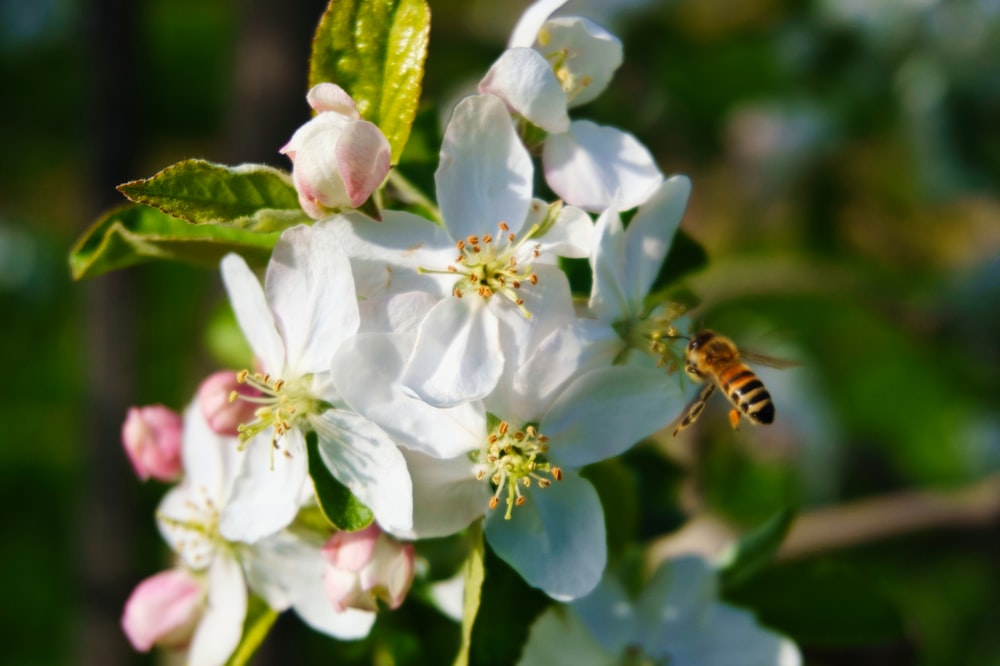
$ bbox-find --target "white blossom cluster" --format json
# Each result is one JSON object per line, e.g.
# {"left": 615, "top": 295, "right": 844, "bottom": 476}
{"left": 118, "top": 2, "right": 801, "bottom": 664}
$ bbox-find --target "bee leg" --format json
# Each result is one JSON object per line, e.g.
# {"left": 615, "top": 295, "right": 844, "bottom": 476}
{"left": 672, "top": 383, "right": 716, "bottom": 436}
{"left": 728, "top": 408, "right": 741, "bottom": 430}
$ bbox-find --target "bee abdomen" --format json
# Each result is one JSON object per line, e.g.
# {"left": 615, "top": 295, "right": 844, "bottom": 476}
{"left": 723, "top": 366, "right": 775, "bottom": 425}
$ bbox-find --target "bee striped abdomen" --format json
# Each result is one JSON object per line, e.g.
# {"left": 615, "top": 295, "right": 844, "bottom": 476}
{"left": 720, "top": 364, "right": 775, "bottom": 425}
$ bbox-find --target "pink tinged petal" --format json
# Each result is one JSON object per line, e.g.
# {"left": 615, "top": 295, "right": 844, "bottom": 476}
{"left": 310, "top": 409, "right": 414, "bottom": 534}
{"left": 187, "top": 554, "right": 247, "bottom": 666}
{"left": 325, "top": 566, "right": 375, "bottom": 613}
{"left": 538, "top": 17, "right": 623, "bottom": 108}
{"left": 402, "top": 298, "right": 504, "bottom": 408}
{"left": 284, "top": 113, "right": 353, "bottom": 217}
{"left": 542, "top": 367, "right": 681, "bottom": 469}
{"left": 306, "top": 82, "right": 360, "bottom": 117}
{"left": 221, "top": 253, "right": 286, "bottom": 376}
{"left": 402, "top": 449, "right": 490, "bottom": 539}
{"left": 543, "top": 120, "right": 663, "bottom": 213}
{"left": 588, "top": 207, "right": 631, "bottom": 322}
{"left": 121, "top": 404, "right": 182, "bottom": 482}
{"left": 197, "top": 371, "right": 260, "bottom": 437}
{"left": 436, "top": 94, "right": 534, "bottom": 241}
{"left": 509, "top": 0, "right": 569, "bottom": 47}
{"left": 218, "top": 428, "right": 309, "bottom": 544}
{"left": 380, "top": 541, "right": 415, "bottom": 609}
{"left": 122, "top": 568, "right": 204, "bottom": 652}
{"left": 337, "top": 120, "right": 392, "bottom": 207}
{"left": 623, "top": 175, "right": 692, "bottom": 307}
{"left": 264, "top": 224, "right": 360, "bottom": 375}
{"left": 484, "top": 471, "right": 606, "bottom": 601}
{"left": 322, "top": 525, "right": 380, "bottom": 572}
{"left": 333, "top": 333, "right": 485, "bottom": 459}
{"left": 479, "top": 49, "right": 570, "bottom": 133}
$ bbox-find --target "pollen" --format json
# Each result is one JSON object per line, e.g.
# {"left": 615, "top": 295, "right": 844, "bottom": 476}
{"left": 231, "top": 370, "right": 317, "bottom": 463}
{"left": 474, "top": 420, "right": 561, "bottom": 520}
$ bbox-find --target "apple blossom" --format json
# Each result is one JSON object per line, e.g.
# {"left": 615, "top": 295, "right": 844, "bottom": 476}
{"left": 121, "top": 404, "right": 182, "bottom": 482}
{"left": 332, "top": 310, "right": 682, "bottom": 600}
{"left": 480, "top": 0, "right": 662, "bottom": 212}
{"left": 518, "top": 556, "right": 802, "bottom": 666}
{"left": 219, "top": 222, "right": 412, "bottom": 541}
{"left": 322, "top": 524, "right": 415, "bottom": 613}
{"left": 151, "top": 402, "right": 375, "bottom": 666}
{"left": 281, "top": 82, "right": 391, "bottom": 219}
{"left": 121, "top": 568, "right": 204, "bottom": 652}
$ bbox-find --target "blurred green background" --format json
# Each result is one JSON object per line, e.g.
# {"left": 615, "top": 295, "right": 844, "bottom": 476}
{"left": 3, "top": 0, "right": 1000, "bottom": 664}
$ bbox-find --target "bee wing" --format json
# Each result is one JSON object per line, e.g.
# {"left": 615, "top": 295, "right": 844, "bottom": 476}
{"left": 740, "top": 350, "right": 800, "bottom": 369}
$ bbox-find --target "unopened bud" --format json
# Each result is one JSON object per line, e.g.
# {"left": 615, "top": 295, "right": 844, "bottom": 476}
{"left": 322, "top": 525, "right": 415, "bottom": 613}
{"left": 121, "top": 405, "right": 183, "bottom": 482}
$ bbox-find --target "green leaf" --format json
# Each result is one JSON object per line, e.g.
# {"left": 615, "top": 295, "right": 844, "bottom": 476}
{"left": 309, "top": 0, "right": 430, "bottom": 163}
{"left": 117, "top": 159, "right": 309, "bottom": 230}
{"left": 719, "top": 507, "right": 796, "bottom": 591}
{"left": 306, "top": 430, "right": 374, "bottom": 531}
{"left": 224, "top": 594, "right": 279, "bottom": 666}
{"left": 69, "top": 204, "right": 280, "bottom": 280}
{"left": 452, "top": 519, "right": 484, "bottom": 666}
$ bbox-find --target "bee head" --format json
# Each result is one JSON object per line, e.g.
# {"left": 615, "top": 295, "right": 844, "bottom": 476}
{"left": 688, "top": 330, "right": 716, "bottom": 352}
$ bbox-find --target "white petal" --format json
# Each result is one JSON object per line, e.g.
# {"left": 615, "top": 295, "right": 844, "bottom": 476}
{"left": 538, "top": 17, "right": 623, "bottom": 108}
{"left": 634, "top": 556, "right": 716, "bottom": 652}
{"left": 509, "top": 319, "right": 621, "bottom": 419}
{"left": 333, "top": 333, "right": 485, "bottom": 459}
{"left": 543, "top": 121, "right": 663, "bottom": 213}
{"left": 402, "top": 298, "right": 503, "bottom": 408}
{"left": 180, "top": 401, "right": 232, "bottom": 502}
{"left": 264, "top": 224, "right": 360, "bottom": 375}
{"left": 437, "top": 94, "right": 533, "bottom": 240}
{"left": 518, "top": 606, "right": 617, "bottom": 666}
{"left": 541, "top": 367, "right": 681, "bottom": 468}
{"left": 484, "top": 471, "right": 606, "bottom": 600}
{"left": 357, "top": 290, "right": 438, "bottom": 335}
{"left": 588, "top": 206, "right": 631, "bottom": 322}
{"left": 218, "top": 428, "right": 309, "bottom": 544}
{"left": 187, "top": 553, "right": 246, "bottom": 666}
{"left": 311, "top": 409, "right": 413, "bottom": 534}
{"left": 318, "top": 213, "right": 455, "bottom": 301}
{"left": 336, "top": 119, "right": 391, "bottom": 207}
{"left": 534, "top": 202, "right": 593, "bottom": 259}
{"left": 665, "top": 603, "right": 802, "bottom": 666}
{"left": 221, "top": 253, "right": 285, "bottom": 375}
{"left": 479, "top": 49, "right": 569, "bottom": 133}
{"left": 401, "top": 449, "right": 489, "bottom": 539}
{"left": 294, "top": 590, "right": 376, "bottom": 640}
{"left": 509, "top": 0, "right": 568, "bottom": 47}
{"left": 157, "top": 485, "right": 215, "bottom": 570}
{"left": 623, "top": 175, "right": 691, "bottom": 308}
{"left": 570, "top": 573, "right": 639, "bottom": 655}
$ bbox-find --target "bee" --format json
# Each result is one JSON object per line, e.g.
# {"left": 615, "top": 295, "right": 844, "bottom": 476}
{"left": 672, "top": 329, "right": 796, "bottom": 436}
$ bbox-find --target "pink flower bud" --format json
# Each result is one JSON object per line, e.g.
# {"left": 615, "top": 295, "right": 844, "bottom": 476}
{"left": 197, "top": 371, "right": 260, "bottom": 437}
{"left": 122, "top": 568, "right": 204, "bottom": 652}
{"left": 322, "top": 524, "right": 415, "bottom": 613}
{"left": 121, "top": 405, "right": 183, "bottom": 482}
{"left": 281, "top": 83, "right": 392, "bottom": 219}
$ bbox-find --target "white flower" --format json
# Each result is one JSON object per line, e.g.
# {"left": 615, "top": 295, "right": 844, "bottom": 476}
{"left": 153, "top": 403, "right": 374, "bottom": 666}
{"left": 479, "top": 0, "right": 662, "bottom": 212}
{"left": 519, "top": 556, "right": 802, "bottom": 666}
{"left": 589, "top": 175, "right": 693, "bottom": 366}
{"left": 321, "top": 94, "right": 592, "bottom": 408}
{"left": 332, "top": 311, "right": 679, "bottom": 601}
{"left": 219, "top": 223, "right": 412, "bottom": 541}
{"left": 281, "top": 83, "right": 391, "bottom": 218}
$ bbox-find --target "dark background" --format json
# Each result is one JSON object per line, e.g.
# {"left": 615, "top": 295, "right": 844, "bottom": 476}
{"left": 3, "top": 0, "right": 999, "bottom": 663}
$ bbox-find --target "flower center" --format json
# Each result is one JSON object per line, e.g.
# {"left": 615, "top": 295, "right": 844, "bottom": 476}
{"left": 473, "top": 420, "right": 562, "bottom": 520}
{"left": 230, "top": 370, "right": 318, "bottom": 461}
{"left": 542, "top": 44, "right": 594, "bottom": 104}
{"left": 614, "top": 301, "right": 689, "bottom": 373}
{"left": 422, "top": 221, "right": 541, "bottom": 318}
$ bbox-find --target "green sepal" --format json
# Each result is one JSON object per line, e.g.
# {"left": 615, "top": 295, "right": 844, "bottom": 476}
{"left": 451, "top": 519, "right": 484, "bottom": 666}
{"left": 309, "top": 0, "right": 431, "bottom": 164}
{"left": 718, "top": 507, "right": 796, "bottom": 591}
{"left": 223, "top": 594, "right": 279, "bottom": 666}
{"left": 306, "top": 429, "right": 375, "bottom": 531}
{"left": 117, "top": 159, "right": 309, "bottom": 230}
{"left": 69, "top": 204, "right": 280, "bottom": 280}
